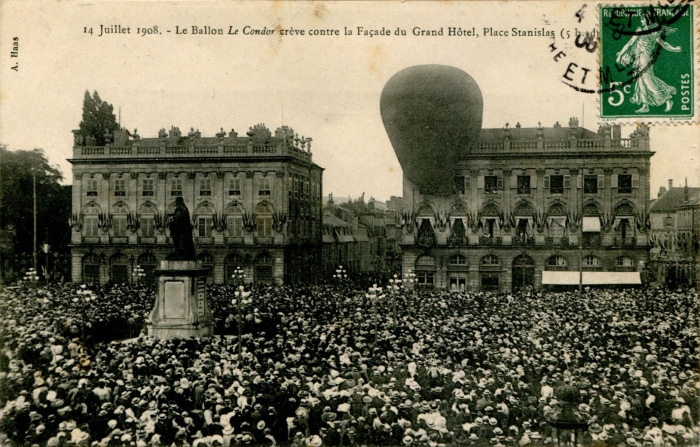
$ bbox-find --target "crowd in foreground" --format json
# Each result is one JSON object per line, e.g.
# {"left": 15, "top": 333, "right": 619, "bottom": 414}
{"left": 0, "top": 280, "right": 697, "bottom": 447}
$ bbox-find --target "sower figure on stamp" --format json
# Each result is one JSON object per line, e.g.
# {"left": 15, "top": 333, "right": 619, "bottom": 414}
{"left": 168, "top": 196, "right": 196, "bottom": 260}
{"left": 615, "top": 16, "right": 681, "bottom": 113}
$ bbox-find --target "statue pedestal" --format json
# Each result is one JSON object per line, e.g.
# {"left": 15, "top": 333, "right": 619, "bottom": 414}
{"left": 148, "top": 260, "right": 213, "bottom": 339}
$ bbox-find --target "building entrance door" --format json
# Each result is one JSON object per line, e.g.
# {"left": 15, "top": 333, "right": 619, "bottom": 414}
{"left": 512, "top": 255, "right": 535, "bottom": 290}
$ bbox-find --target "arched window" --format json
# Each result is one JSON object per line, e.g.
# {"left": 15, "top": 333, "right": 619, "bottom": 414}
{"left": 83, "top": 204, "right": 101, "bottom": 239}
{"left": 137, "top": 253, "right": 157, "bottom": 285}
{"left": 139, "top": 202, "right": 158, "bottom": 239}
{"left": 616, "top": 256, "right": 634, "bottom": 268}
{"left": 196, "top": 203, "right": 215, "bottom": 239}
{"left": 255, "top": 252, "right": 274, "bottom": 284}
{"left": 546, "top": 255, "right": 568, "bottom": 271}
{"left": 225, "top": 203, "right": 244, "bottom": 240}
{"left": 82, "top": 253, "right": 100, "bottom": 284}
{"left": 583, "top": 255, "right": 600, "bottom": 268}
{"left": 112, "top": 203, "right": 129, "bottom": 238}
{"left": 110, "top": 253, "right": 130, "bottom": 283}
{"left": 480, "top": 255, "right": 500, "bottom": 267}
{"left": 256, "top": 203, "right": 274, "bottom": 238}
{"left": 198, "top": 253, "right": 215, "bottom": 284}
{"left": 514, "top": 202, "right": 535, "bottom": 217}
{"left": 547, "top": 203, "right": 567, "bottom": 217}
{"left": 482, "top": 202, "right": 500, "bottom": 217}
{"left": 449, "top": 254, "right": 467, "bottom": 265}
{"left": 415, "top": 255, "right": 435, "bottom": 286}
{"left": 450, "top": 202, "right": 468, "bottom": 216}
{"left": 582, "top": 202, "right": 601, "bottom": 216}
{"left": 615, "top": 202, "right": 635, "bottom": 216}
{"left": 416, "top": 204, "right": 434, "bottom": 217}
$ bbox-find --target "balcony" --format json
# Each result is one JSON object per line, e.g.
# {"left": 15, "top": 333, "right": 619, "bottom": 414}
{"left": 110, "top": 237, "right": 128, "bottom": 244}
{"left": 255, "top": 237, "right": 274, "bottom": 245}
{"left": 544, "top": 236, "right": 569, "bottom": 246}
{"left": 225, "top": 236, "right": 244, "bottom": 245}
{"left": 479, "top": 236, "right": 502, "bottom": 246}
{"left": 582, "top": 234, "right": 601, "bottom": 247}
{"left": 614, "top": 236, "right": 636, "bottom": 247}
{"left": 82, "top": 236, "right": 101, "bottom": 244}
{"left": 514, "top": 235, "right": 535, "bottom": 246}
{"left": 447, "top": 236, "right": 467, "bottom": 246}
{"left": 196, "top": 237, "right": 214, "bottom": 245}
{"left": 139, "top": 237, "right": 157, "bottom": 244}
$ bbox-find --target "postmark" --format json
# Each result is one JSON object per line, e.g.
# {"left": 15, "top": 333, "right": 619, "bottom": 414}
{"left": 599, "top": 2, "right": 696, "bottom": 122}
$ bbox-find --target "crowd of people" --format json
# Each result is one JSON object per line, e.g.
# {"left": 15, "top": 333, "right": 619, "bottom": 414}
{"left": 0, "top": 280, "right": 697, "bottom": 447}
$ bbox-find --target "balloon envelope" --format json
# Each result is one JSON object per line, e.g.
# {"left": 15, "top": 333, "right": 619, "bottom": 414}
{"left": 381, "top": 65, "right": 483, "bottom": 194}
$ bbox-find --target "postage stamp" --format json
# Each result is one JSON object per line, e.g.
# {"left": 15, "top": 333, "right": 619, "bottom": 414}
{"left": 599, "top": 3, "right": 696, "bottom": 122}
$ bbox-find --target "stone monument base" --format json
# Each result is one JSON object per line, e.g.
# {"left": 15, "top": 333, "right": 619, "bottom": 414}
{"left": 148, "top": 260, "right": 214, "bottom": 339}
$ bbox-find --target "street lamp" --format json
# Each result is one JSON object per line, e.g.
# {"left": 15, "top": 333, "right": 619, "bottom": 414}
{"left": 367, "top": 283, "right": 384, "bottom": 349}
{"left": 333, "top": 265, "right": 347, "bottom": 283}
{"left": 74, "top": 288, "right": 95, "bottom": 342}
{"left": 231, "top": 266, "right": 250, "bottom": 363}
{"left": 388, "top": 274, "right": 402, "bottom": 329}
{"left": 403, "top": 269, "right": 416, "bottom": 315}
{"left": 132, "top": 264, "right": 145, "bottom": 285}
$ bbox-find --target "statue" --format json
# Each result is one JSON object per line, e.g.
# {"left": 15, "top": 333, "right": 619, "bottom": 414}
{"left": 167, "top": 197, "right": 196, "bottom": 260}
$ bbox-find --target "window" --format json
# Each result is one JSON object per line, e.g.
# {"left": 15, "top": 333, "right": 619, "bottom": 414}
{"left": 82, "top": 254, "right": 100, "bottom": 284}
{"left": 517, "top": 176, "right": 531, "bottom": 194}
{"left": 481, "top": 274, "right": 499, "bottom": 290}
{"left": 450, "top": 254, "right": 467, "bottom": 265}
{"left": 485, "top": 176, "right": 499, "bottom": 194}
{"left": 616, "top": 256, "right": 634, "bottom": 267}
{"left": 86, "top": 178, "right": 98, "bottom": 196}
{"left": 454, "top": 176, "right": 465, "bottom": 194}
{"left": 142, "top": 179, "right": 154, "bottom": 196}
{"left": 198, "top": 217, "right": 212, "bottom": 237}
{"left": 415, "top": 256, "right": 436, "bottom": 285}
{"left": 114, "top": 179, "right": 126, "bottom": 197}
{"left": 618, "top": 174, "right": 632, "bottom": 194}
{"left": 294, "top": 177, "right": 299, "bottom": 199}
{"left": 227, "top": 215, "right": 243, "bottom": 237}
{"left": 664, "top": 216, "right": 673, "bottom": 227}
{"left": 548, "top": 175, "right": 564, "bottom": 194}
{"left": 171, "top": 178, "right": 183, "bottom": 196}
{"left": 113, "top": 216, "right": 127, "bottom": 237}
{"left": 258, "top": 177, "right": 271, "bottom": 196}
{"left": 584, "top": 175, "right": 599, "bottom": 194}
{"left": 229, "top": 177, "right": 241, "bottom": 196}
{"left": 257, "top": 204, "right": 273, "bottom": 238}
{"left": 481, "top": 255, "right": 500, "bottom": 266}
{"left": 547, "top": 255, "right": 567, "bottom": 268}
{"left": 583, "top": 255, "right": 600, "bottom": 267}
{"left": 141, "top": 217, "right": 155, "bottom": 237}
{"left": 85, "top": 216, "right": 99, "bottom": 237}
{"left": 200, "top": 178, "right": 212, "bottom": 196}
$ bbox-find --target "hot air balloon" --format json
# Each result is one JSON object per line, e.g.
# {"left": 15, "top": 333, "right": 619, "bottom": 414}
{"left": 380, "top": 65, "right": 483, "bottom": 194}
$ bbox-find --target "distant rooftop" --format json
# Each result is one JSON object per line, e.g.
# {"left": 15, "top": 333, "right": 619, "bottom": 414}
{"left": 650, "top": 187, "right": 700, "bottom": 213}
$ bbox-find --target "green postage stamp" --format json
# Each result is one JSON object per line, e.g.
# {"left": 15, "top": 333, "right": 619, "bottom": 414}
{"left": 600, "top": 3, "right": 696, "bottom": 122}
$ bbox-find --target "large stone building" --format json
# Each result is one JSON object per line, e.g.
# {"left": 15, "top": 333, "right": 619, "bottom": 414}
{"left": 69, "top": 124, "right": 323, "bottom": 285}
{"left": 648, "top": 181, "right": 700, "bottom": 288}
{"left": 398, "top": 119, "right": 653, "bottom": 291}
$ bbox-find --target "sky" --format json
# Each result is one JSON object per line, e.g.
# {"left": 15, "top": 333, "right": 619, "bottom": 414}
{"left": 1, "top": 0, "right": 698, "bottom": 202}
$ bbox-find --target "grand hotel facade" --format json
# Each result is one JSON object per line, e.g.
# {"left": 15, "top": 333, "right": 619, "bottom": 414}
{"left": 69, "top": 124, "right": 323, "bottom": 285}
{"left": 399, "top": 119, "right": 653, "bottom": 291}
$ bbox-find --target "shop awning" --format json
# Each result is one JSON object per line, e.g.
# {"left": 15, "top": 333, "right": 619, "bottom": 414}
{"left": 582, "top": 216, "right": 601, "bottom": 232}
{"left": 542, "top": 271, "right": 641, "bottom": 285}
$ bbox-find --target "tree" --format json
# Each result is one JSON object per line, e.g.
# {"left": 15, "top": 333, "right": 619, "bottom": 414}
{"left": 78, "top": 90, "right": 120, "bottom": 146}
{"left": 0, "top": 145, "right": 71, "bottom": 281}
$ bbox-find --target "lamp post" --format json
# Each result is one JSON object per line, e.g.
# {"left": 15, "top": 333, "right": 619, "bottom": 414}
{"left": 367, "top": 283, "right": 384, "bottom": 349}
{"left": 231, "top": 266, "right": 250, "bottom": 363}
{"left": 132, "top": 264, "right": 145, "bottom": 285}
{"left": 388, "top": 274, "right": 402, "bottom": 329}
{"left": 74, "top": 288, "right": 95, "bottom": 342}
{"left": 403, "top": 269, "right": 416, "bottom": 315}
{"left": 42, "top": 243, "right": 50, "bottom": 282}
{"left": 333, "top": 265, "right": 347, "bottom": 283}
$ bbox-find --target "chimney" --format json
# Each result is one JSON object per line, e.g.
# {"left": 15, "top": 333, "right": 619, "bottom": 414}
{"left": 658, "top": 186, "right": 667, "bottom": 198}
{"left": 684, "top": 178, "right": 689, "bottom": 202}
{"left": 668, "top": 179, "right": 673, "bottom": 190}
{"left": 612, "top": 124, "right": 621, "bottom": 141}
{"left": 569, "top": 117, "right": 579, "bottom": 128}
